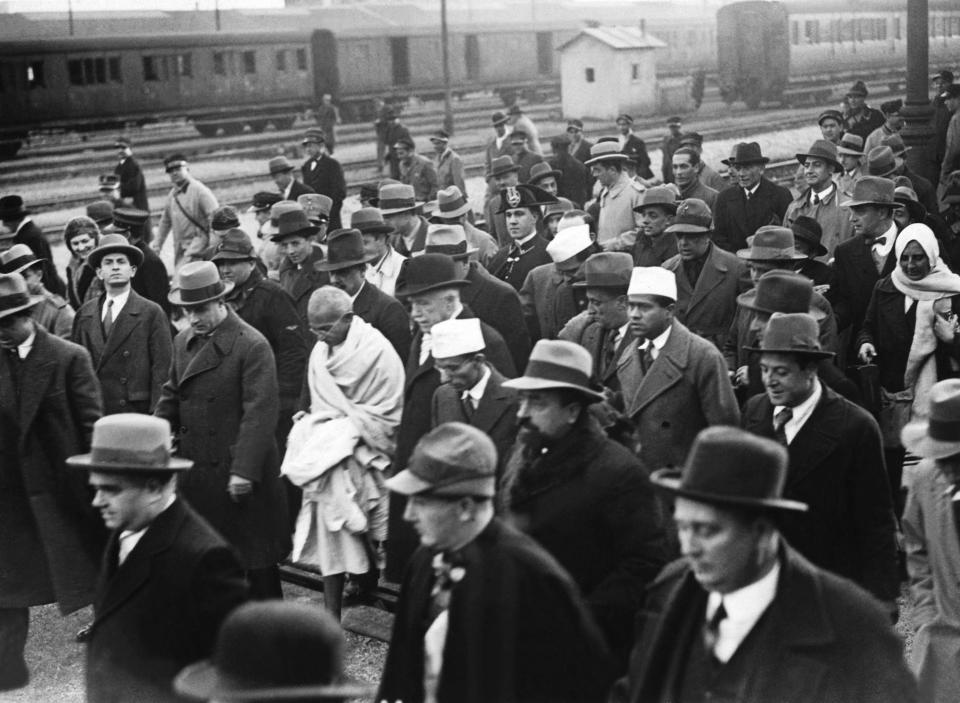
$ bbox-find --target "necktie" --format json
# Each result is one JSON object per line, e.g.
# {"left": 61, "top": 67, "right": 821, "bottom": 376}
{"left": 640, "top": 344, "right": 655, "bottom": 374}
{"left": 873, "top": 236, "right": 887, "bottom": 246}
{"left": 704, "top": 600, "right": 727, "bottom": 660}
{"left": 602, "top": 328, "right": 620, "bottom": 374}
{"left": 102, "top": 299, "right": 115, "bottom": 338}
{"left": 460, "top": 394, "right": 475, "bottom": 421}
{"left": 813, "top": 194, "right": 821, "bottom": 205}
{"left": 744, "top": 189, "right": 751, "bottom": 201}
{"left": 773, "top": 407, "right": 793, "bottom": 445}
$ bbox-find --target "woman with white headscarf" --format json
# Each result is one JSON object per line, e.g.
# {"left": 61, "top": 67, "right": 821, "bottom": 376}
{"left": 857, "top": 223, "right": 960, "bottom": 504}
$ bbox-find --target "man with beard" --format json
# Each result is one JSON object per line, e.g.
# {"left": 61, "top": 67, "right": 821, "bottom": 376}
{"left": 502, "top": 339, "right": 668, "bottom": 666}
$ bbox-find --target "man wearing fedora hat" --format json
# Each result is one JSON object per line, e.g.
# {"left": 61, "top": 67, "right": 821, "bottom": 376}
{"left": 877, "top": 136, "right": 940, "bottom": 215}
{"left": 71, "top": 233, "right": 172, "bottom": 416}
{"left": 352, "top": 206, "right": 406, "bottom": 297}
{"left": 901, "top": 379, "right": 960, "bottom": 702}
{"left": 712, "top": 143, "right": 793, "bottom": 253}
{"left": 630, "top": 186, "right": 678, "bottom": 267}
{"left": 508, "top": 130, "right": 546, "bottom": 185}
{"left": 526, "top": 160, "right": 562, "bottom": 198}
{"left": 301, "top": 129, "right": 346, "bottom": 231}
{"left": 549, "top": 135, "right": 591, "bottom": 208}
{"left": 0, "top": 244, "right": 74, "bottom": 338}
{"left": 741, "top": 312, "right": 899, "bottom": 606}
{"left": 488, "top": 184, "right": 556, "bottom": 291}
{"left": 501, "top": 340, "right": 668, "bottom": 664}
{"left": 784, "top": 140, "right": 854, "bottom": 258}
{"left": 431, "top": 185, "right": 498, "bottom": 267}
{"left": 268, "top": 155, "right": 315, "bottom": 205}
{"left": 246, "top": 190, "right": 282, "bottom": 257}
{"left": 113, "top": 137, "right": 149, "bottom": 216}
{"left": 483, "top": 111, "right": 514, "bottom": 193}
{"left": 586, "top": 142, "right": 645, "bottom": 251}
{"left": 156, "top": 261, "right": 291, "bottom": 598}
{"left": 386, "top": 254, "right": 516, "bottom": 581}
{"left": 177, "top": 601, "right": 371, "bottom": 703}
{"left": 0, "top": 195, "right": 66, "bottom": 297}
{"left": 789, "top": 216, "right": 834, "bottom": 288}
{"left": 672, "top": 147, "right": 718, "bottom": 210}
{"left": 0, "top": 271, "right": 104, "bottom": 691}
{"left": 395, "top": 137, "right": 439, "bottom": 203}
{"left": 212, "top": 228, "right": 309, "bottom": 457}
{"left": 844, "top": 80, "right": 885, "bottom": 141}
{"left": 271, "top": 206, "right": 331, "bottom": 324}
{"left": 298, "top": 193, "right": 333, "bottom": 234}
{"left": 660, "top": 116, "right": 684, "bottom": 184}
{"left": 662, "top": 199, "right": 750, "bottom": 350}
{"left": 424, "top": 224, "right": 530, "bottom": 370}
{"left": 316, "top": 228, "right": 411, "bottom": 362}
{"left": 837, "top": 133, "right": 865, "bottom": 198}
{"left": 483, "top": 155, "right": 522, "bottom": 246}
{"left": 618, "top": 267, "right": 740, "bottom": 470}
{"left": 154, "top": 155, "right": 219, "bottom": 266}
{"left": 379, "top": 422, "right": 614, "bottom": 703}
{"left": 610, "top": 426, "right": 917, "bottom": 703}
{"left": 104, "top": 207, "right": 172, "bottom": 315}
{"left": 71, "top": 414, "right": 248, "bottom": 703}
{"left": 431, "top": 129, "right": 466, "bottom": 195}
{"left": 380, "top": 183, "right": 430, "bottom": 258}
{"left": 507, "top": 103, "right": 543, "bottom": 155}
{"left": 936, "top": 84, "right": 960, "bottom": 193}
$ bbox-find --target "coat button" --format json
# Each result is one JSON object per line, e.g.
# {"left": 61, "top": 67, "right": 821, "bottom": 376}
{"left": 122, "top": 350, "right": 130, "bottom": 357}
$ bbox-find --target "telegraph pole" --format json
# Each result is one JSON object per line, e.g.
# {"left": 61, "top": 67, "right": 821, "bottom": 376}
{"left": 441, "top": 0, "right": 454, "bottom": 135}
{"left": 901, "top": 0, "right": 934, "bottom": 181}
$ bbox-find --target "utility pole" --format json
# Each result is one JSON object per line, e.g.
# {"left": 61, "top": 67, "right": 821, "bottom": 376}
{"left": 68, "top": 0, "right": 74, "bottom": 36}
{"left": 901, "top": 0, "right": 934, "bottom": 182}
{"left": 441, "top": 0, "right": 454, "bottom": 135}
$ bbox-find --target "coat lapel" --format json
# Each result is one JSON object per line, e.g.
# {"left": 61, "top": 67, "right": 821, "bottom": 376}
{"left": 626, "top": 322, "right": 689, "bottom": 415}
{"left": 782, "top": 389, "right": 844, "bottom": 490}
{"left": 686, "top": 247, "right": 729, "bottom": 314}
{"left": 17, "top": 328, "right": 57, "bottom": 442}
{"left": 180, "top": 311, "right": 241, "bottom": 385}
{"left": 97, "top": 292, "right": 144, "bottom": 369}
{"left": 471, "top": 369, "right": 513, "bottom": 432}
{"left": 405, "top": 331, "right": 436, "bottom": 392}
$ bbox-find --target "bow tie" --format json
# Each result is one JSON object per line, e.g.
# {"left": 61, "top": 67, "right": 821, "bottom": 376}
{"left": 871, "top": 236, "right": 887, "bottom": 247}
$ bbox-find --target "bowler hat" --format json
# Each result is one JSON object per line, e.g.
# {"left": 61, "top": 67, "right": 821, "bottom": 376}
{"left": 546, "top": 224, "right": 593, "bottom": 270}
{"left": 210, "top": 229, "right": 257, "bottom": 262}
{"left": 168, "top": 261, "right": 234, "bottom": 306}
{"left": 268, "top": 156, "right": 295, "bottom": 175}
{"left": 503, "top": 339, "right": 605, "bottom": 401}
{"left": 0, "top": 195, "right": 29, "bottom": 221}
{"left": 487, "top": 155, "right": 521, "bottom": 179}
{"left": 66, "top": 414, "right": 192, "bottom": 472}
{"left": 175, "top": 601, "right": 372, "bottom": 701}
{"left": 491, "top": 111, "right": 509, "bottom": 126}
{"left": 665, "top": 198, "right": 712, "bottom": 234}
{"left": 817, "top": 109, "right": 844, "bottom": 126}
{"left": 847, "top": 80, "right": 869, "bottom": 97}
{"left": 737, "top": 226, "right": 806, "bottom": 262}
{"left": 894, "top": 186, "right": 926, "bottom": 222}
{"left": 246, "top": 191, "right": 282, "bottom": 214}
{"left": 790, "top": 216, "right": 828, "bottom": 257}
{"left": 584, "top": 141, "right": 632, "bottom": 166}
{"left": 103, "top": 207, "right": 150, "bottom": 235}
{"left": 633, "top": 185, "right": 678, "bottom": 215}
{"left": 721, "top": 142, "right": 769, "bottom": 166}
{"left": 836, "top": 133, "right": 865, "bottom": 157}
{"left": 298, "top": 193, "right": 332, "bottom": 223}
{"left": 393, "top": 253, "right": 469, "bottom": 298}
{"left": 314, "top": 229, "right": 375, "bottom": 271}
{"left": 86, "top": 200, "right": 115, "bottom": 226}
{"left": 736, "top": 270, "right": 825, "bottom": 320}
{"left": 744, "top": 311, "right": 834, "bottom": 359}
{"left": 424, "top": 224, "right": 477, "bottom": 260}
{"left": 0, "top": 272, "right": 42, "bottom": 318}
{"left": 378, "top": 183, "right": 420, "bottom": 215}
{"left": 434, "top": 186, "right": 472, "bottom": 219}
{"left": 843, "top": 175, "right": 896, "bottom": 208}
{"left": 386, "top": 423, "right": 498, "bottom": 497}
{"left": 211, "top": 205, "right": 241, "bottom": 232}
{"left": 0, "top": 244, "right": 43, "bottom": 275}
{"left": 163, "top": 154, "right": 188, "bottom": 172}
{"left": 88, "top": 233, "right": 144, "bottom": 269}
{"left": 496, "top": 184, "right": 558, "bottom": 214}
{"left": 98, "top": 174, "right": 120, "bottom": 189}
{"left": 269, "top": 208, "right": 320, "bottom": 242}
{"left": 301, "top": 128, "right": 326, "bottom": 145}
{"left": 527, "top": 161, "right": 562, "bottom": 185}
{"left": 880, "top": 133, "right": 910, "bottom": 157}
{"left": 796, "top": 139, "right": 842, "bottom": 172}
{"left": 650, "top": 426, "right": 807, "bottom": 512}
{"left": 866, "top": 146, "right": 900, "bottom": 178}
{"left": 902, "top": 379, "right": 960, "bottom": 460}
{"left": 572, "top": 251, "right": 633, "bottom": 290}
{"left": 350, "top": 207, "right": 393, "bottom": 235}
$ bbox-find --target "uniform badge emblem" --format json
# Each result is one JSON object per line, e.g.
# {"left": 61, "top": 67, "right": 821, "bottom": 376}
{"left": 505, "top": 187, "right": 522, "bottom": 208}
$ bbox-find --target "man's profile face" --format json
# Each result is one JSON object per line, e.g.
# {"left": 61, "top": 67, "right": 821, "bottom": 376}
{"left": 672, "top": 153, "right": 696, "bottom": 187}
{"left": 89, "top": 471, "right": 157, "bottom": 531}
{"left": 759, "top": 352, "right": 817, "bottom": 408}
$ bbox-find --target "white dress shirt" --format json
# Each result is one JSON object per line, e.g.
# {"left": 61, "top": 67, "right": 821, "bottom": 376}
{"left": 118, "top": 494, "right": 177, "bottom": 566}
{"left": 461, "top": 365, "right": 492, "bottom": 410}
{"left": 871, "top": 221, "right": 898, "bottom": 261}
{"left": 706, "top": 560, "right": 781, "bottom": 663}
{"left": 16, "top": 329, "right": 37, "bottom": 359}
{"left": 810, "top": 182, "right": 835, "bottom": 205}
{"left": 743, "top": 183, "right": 760, "bottom": 200}
{"left": 639, "top": 325, "right": 672, "bottom": 361}
{"left": 772, "top": 379, "right": 822, "bottom": 445}
{"left": 102, "top": 288, "right": 131, "bottom": 324}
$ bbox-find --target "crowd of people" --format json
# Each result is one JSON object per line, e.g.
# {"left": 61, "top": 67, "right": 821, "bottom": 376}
{"left": 3, "top": 71, "right": 960, "bottom": 702}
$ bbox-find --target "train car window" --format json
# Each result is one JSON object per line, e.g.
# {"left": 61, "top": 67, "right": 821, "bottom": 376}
{"left": 178, "top": 54, "right": 192, "bottom": 78}
{"left": 27, "top": 62, "right": 45, "bottom": 89}
{"left": 804, "top": 20, "right": 819, "bottom": 45}
{"left": 585, "top": 67, "right": 595, "bottom": 83}
{"left": 214, "top": 52, "right": 226, "bottom": 76}
{"left": 296, "top": 48, "right": 307, "bottom": 71}
{"left": 94, "top": 58, "right": 106, "bottom": 83}
{"left": 68, "top": 59, "right": 84, "bottom": 86}
{"left": 390, "top": 38, "right": 410, "bottom": 86}
{"left": 109, "top": 57, "right": 122, "bottom": 83}
{"left": 143, "top": 56, "right": 159, "bottom": 81}
{"left": 465, "top": 34, "right": 479, "bottom": 81}
{"left": 243, "top": 51, "right": 256, "bottom": 75}
{"left": 276, "top": 50, "right": 287, "bottom": 71}
{"left": 631, "top": 64, "right": 640, "bottom": 81}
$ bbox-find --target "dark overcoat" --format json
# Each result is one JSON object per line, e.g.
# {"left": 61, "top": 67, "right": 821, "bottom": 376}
{"left": 503, "top": 418, "right": 669, "bottom": 661}
{"left": 86, "top": 499, "right": 248, "bottom": 703}
{"left": 662, "top": 243, "right": 751, "bottom": 349}
{"left": 302, "top": 155, "right": 346, "bottom": 230}
{"left": 558, "top": 311, "right": 635, "bottom": 391}
{"left": 610, "top": 545, "right": 918, "bottom": 703}
{"left": 828, "top": 234, "right": 897, "bottom": 334}
{"left": 72, "top": 290, "right": 172, "bottom": 415}
{"left": 620, "top": 134, "right": 653, "bottom": 180}
{"left": 742, "top": 386, "right": 900, "bottom": 601}
{"left": 378, "top": 518, "right": 614, "bottom": 703}
{"left": 131, "top": 240, "right": 171, "bottom": 316}
{"left": 518, "top": 263, "right": 586, "bottom": 342}
{"left": 552, "top": 153, "right": 591, "bottom": 207}
{"left": 154, "top": 309, "right": 290, "bottom": 569}
{"left": 353, "top": 279, "right": 412, "bottom": 364}
{"left": 711, "top": 177, "right": 793, "bottom": 253}
{"left": 488, "top": 236, "right": 552, "bottom": 292}
{"left": 114, "top": 156, "right": 149, "bottom": 211}
{"left": 16, "top": 219, "right": 66, "bottom": 296}
{"left": 282, "top": 179, "right": 315, "bottom": 203}
{"left": 278, "top": 245, "right": 330, "bottom": 324}
{"left": 856, "top": 275, "right": 915, "bottom": 392}
{"left": 461, "top": 262, "right": 531, "bottom": 370}
{"left": 0, "top": 327, "right": 105, "bottom": 612}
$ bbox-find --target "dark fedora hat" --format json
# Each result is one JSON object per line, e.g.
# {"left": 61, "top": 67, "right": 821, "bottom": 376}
{"left": 0, "top": 195, "right": 30, "bottom": 221}
{"left": 633, "top": 186, "right": 679, "bottom": 215}
{"left": 721, "top": 142, "right": 769, "bottom": 166}
{"left": 210, "top": 229, "right": 257, "bottom": 263}
{"left": 169, "top": 261, "right": 234, "bottom": 306}
{"left": 790, "top": 216, "right": 828, "bottom": 257}
{"left": 211, "top": 205, "right": 241, "bottom": 232}
{"left": 487, "top": 155, "right": 520, "bottom": 179}
{"left": 175, "top": 601, "right": 373, "bottom": 701}
{"left": 393, "top": 253, "right": 470, "bottom": 298}
{"left": 267, "top": 155, "right": 295, "bottom": 175}
{"left": 846, "top": 80, "right": 869, "bottom": 97}
{"left": 744, "top": 311, "right": 834, "bottom": 359}
{"left": 0, "top": 272, "right": 43, "bottom": 319}
{"left": 268, "top": 208, "right": 319, "bottom": 242}
{"left": 651, "top": 426, "right": 807, "bottom": 513}
{"left": 902, "top": 379, "right": 960, "bottom": 460}
{"left": 350, "top": 207, "right": 394, "bottom": 235}
{"left": 503, "top": 339, "right": 605, "bottom": 401}
{"left": 572, "top": 251, "right": 633, "bottom": 290}
{"left": 737, "top": 226, "right": 806, "bottom": 262}
{"left": 67, "top": 414, "right": 192, "bottom": 472}
{"left": 88, "top": 233, "right": 144, "bottom": 269}
{"left": 527, "top": 161, "right": 562, "bottom": 185}
{"left": 0, "top": 244, "right": 44, "bottom": 275}
{"left": 736, "top": 270, "right": 826, "bottom": 320}
{"left": 796, "top": 139, "right": 842, "bottom": 173}
{"left": 866, "top": 146, "right": 899, "bottom": 178}
{"left": 314, "top": 229, "right": 375, "bottom": 271}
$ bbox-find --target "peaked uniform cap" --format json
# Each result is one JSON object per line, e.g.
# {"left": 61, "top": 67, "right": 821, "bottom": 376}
{"left": 496, "top": 184, "right": 558, "bottom": 214}
{"left": 817, "top": 109, "right": 844, "bottom": 126}
{"left": 664, "top": 198, "right": 712, "bottom": 234}
{"left": 298, "top": 193, "right": 332, "bottom": 222}
{"left": 302, "top": 128, "right": 326, "bottom": 144}
{"left": 386, "top": 422, "right": 498, "bottom": 497}
{"left": 247, "top": 191, "right": 283, "bottom": 213}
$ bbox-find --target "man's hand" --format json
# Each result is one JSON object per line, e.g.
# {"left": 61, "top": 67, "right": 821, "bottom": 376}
{"left": 227, "top": 474, "right": 253, "bottom": 502}
{"left": 734, "top": 365, "right": 749, "bottom": 387}
{"left": 858, "top": 343, "right": 877, "bottom": 364}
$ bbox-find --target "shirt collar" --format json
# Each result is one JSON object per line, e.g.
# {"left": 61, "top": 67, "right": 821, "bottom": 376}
{"left": 17, "top": 329, "right": 37, "bottom": 359}
{"left": 870, "top": 221, "right": 898, "bottom": 256}
{"left": 744, "top": 182, "right": 760, "bottom": 197}
{"left": 641, "top": 324, "right": 672, "bottom": 353}
{"left": 461, "top": 364, "right": 492, "bottom": 405}
{"left": 774, "top": 378, "right": 822, "bottom": 422}
{"left": 104, "top": 287, "right": 131, "bottom": 313}
{"left": 707, "top": 559, "right": 780, "bottom": 623}
{"left": 810, "top": 182, "right": 835, "bottom": 204}
{"left": 514, "top": 231, "right": 538, "bottom": 248}
{"left": 350, "top": 279, "right": 366, "bottom": 302}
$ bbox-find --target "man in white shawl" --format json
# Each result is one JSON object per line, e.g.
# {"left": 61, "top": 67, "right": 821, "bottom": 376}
{"left": 283, "top": 286, "right": 404, "bottom": 618}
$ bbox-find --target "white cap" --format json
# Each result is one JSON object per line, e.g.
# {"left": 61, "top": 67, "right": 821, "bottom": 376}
{"left": 545, "top": 224, "right": 592, "bottom": 264}
{"left": 628, "top": 266, "right": 677, "bottom": 302}
{"left": 431, "top": 318, "right": 485, "bottom": 359}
